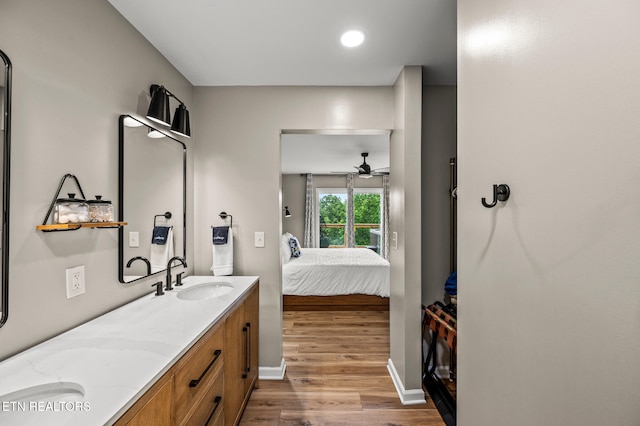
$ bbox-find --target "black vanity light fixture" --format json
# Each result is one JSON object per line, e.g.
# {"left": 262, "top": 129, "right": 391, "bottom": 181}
{"left": 284, "top": 206, "right": 292, "bottom": 218}
{"left": 146, "top": 84, "right": 191, "bottom": 138}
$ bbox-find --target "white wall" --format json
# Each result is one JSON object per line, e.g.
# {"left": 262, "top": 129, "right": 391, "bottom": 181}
{"left": 0, "top": 0, "right": 194, "bottom": 360}
{"left": 458, "top": 1, "right": 640, "bottom": 424}
{"left": 192, "top": 86, "right": 394, "bottom": 369}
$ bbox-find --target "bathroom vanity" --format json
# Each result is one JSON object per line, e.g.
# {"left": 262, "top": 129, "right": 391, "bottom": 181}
{"left": 0, "top": 276, "right": 259, "bottom": 426}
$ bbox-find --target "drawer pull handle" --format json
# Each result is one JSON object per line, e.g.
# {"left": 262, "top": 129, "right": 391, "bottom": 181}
{"left": 189, "top": 349, "right": 222, "bottom": 388}
{"left": 205, "top": 396, "right": 222, "bottom": 425}
{"left": 246, "top": 322, "right": 251, "bottom": 373}
{"left": 242, "top": 326, "right": 248, "bottom": 379}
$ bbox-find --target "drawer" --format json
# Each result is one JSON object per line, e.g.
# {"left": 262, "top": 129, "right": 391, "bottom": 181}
{"left": 208, "top": 405, "right": 224, "bottom": 426}
{"left": 183, "top": 368, "right": 224, "bottom": 426}
{"left": 173, "top": 324, "right": 224, "bottom": 423}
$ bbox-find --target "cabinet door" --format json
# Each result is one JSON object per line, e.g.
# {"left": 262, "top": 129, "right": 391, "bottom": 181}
{"left": 119, "top": 378, "right": 172, "bottom": 426}
{"left": 244, "top": 285, "right": 259, "bottom": 394}
{"left": 223, "top": 300, "right": 246, "bottom": 426}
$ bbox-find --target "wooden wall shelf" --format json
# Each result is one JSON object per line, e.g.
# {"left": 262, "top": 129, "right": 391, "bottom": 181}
{"left": 36, "top": 222, "right": 127, "bottom": 232}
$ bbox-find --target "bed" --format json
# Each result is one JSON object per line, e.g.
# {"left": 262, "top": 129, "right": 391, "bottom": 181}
{"left": 282, "top": 246, "right": 390, "bottom": 311}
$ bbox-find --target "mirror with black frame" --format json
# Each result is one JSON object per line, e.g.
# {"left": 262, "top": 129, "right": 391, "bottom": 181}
{"left": 118, "top": 114, "right": 186, "bottom": 283}
{"left": 0, "top": 50, "right": 11, "bottom": 327}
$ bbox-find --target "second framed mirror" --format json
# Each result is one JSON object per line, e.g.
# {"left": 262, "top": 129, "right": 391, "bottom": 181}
{"left": 118, "top": 115, "right": 186, "bottom": 283}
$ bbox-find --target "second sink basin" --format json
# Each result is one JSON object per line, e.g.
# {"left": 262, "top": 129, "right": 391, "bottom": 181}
{"left": 0, "top": 381, "right": 85, "bottom": 402}
{"left": 177, "top": 282, "right": 233, "bottom": 300}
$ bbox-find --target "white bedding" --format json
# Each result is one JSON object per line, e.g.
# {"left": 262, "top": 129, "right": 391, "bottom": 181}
{"left": 282, "top": 248, "right": 390, "bottom": 297}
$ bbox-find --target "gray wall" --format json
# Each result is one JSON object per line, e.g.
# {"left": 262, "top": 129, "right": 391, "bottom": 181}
{"left": 389, "top": 66, "right": 423, "bottom": 394}
{"left": 0, "top": 0, "right": 194, "bottom": 360}
{"left": 421, "top": 86, "right": 457, "bottom": 305}
{"left": 192, "top": 86, "right": 394, "bottom": 369}
{"left": 458, "top": 1, "right": 640, "bottom": 425}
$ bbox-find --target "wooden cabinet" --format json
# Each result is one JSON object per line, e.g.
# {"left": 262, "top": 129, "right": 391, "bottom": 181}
{"left": 115, "top": 280, "right": 259, "bottom": 426}
{"left": 245, "top": 285, "right": 259, "bottom": 395}
{"left": 115, "top": 375, "right": 173, "bottom": 426}
{"left": 224, "top": 284, "right": 259, "bottom": 426}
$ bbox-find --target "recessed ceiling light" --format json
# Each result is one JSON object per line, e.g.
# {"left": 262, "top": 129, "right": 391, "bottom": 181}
{"left": 340, "top": 30, "right": 365, "bottom": 48}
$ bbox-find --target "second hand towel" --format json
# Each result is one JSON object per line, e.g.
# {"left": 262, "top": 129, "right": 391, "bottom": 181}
{"left": 151, "top": 227, "right": 174, "bottom": 273}
{"left": 211, "top": 226, "right": 233, "bottom": 276}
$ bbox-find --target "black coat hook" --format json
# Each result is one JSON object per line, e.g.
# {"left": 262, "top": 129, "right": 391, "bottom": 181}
{"left": 482, "top": 184, "right": 510, "bottom": 208}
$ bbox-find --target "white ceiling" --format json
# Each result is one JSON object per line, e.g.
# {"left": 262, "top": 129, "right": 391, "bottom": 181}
{"left": 108, "top": 1, "right": 452, "bottom": 173}
{"left": 281, "top": 133, "right": 389, "bottom": 174}
{"left": 107, "top": 0, "right": 457, "bottom": 86}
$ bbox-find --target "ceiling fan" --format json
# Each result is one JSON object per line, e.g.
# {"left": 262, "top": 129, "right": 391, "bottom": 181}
{"left": 332, "top": 152, "right": 389, "bottom": 178}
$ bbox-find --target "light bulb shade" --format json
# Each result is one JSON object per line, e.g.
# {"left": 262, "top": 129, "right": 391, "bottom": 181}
{"left": 284, "top": 206, "right": 292, "bottom": 217}
{"left": 171, "top": 104, "right": 191, "bottom": 137}
{"left": 146, "top": 85, "right": 171, "bottom": 126}
{"left": 147, "top": 128, "right": 166, "bottom": 138}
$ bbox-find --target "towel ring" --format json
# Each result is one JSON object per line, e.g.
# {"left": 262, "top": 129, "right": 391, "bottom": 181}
{"left": 219, "top": 211, "right": 233, "bottom": 228}
{"left": 154, "top": 211, "right": 172, "bottom": 227}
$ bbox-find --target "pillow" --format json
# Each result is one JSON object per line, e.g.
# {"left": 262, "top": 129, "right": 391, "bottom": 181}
{"left": 289, "top": 235, "right": 302, "bottom": 258}
{"left": 281, "top": 233, "right": 292, "bottom": 264}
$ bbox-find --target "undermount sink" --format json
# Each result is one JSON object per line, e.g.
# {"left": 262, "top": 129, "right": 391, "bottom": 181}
{"left": 177, "top": 282, "right": 233, "bottom": 300}
{"left": 0, "top": 382, "right": 85, "bottom": 402}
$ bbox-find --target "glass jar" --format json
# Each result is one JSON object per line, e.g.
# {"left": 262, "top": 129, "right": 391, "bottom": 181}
{"left": 87, "top": 195, "right": 113, "bottom": 223}
{"left": 53, "top": 193, "right": 89, "bottom": 224}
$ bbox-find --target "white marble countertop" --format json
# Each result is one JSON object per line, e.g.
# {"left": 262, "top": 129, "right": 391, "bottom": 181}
{"left": 0, "top": 275, "right": 259, "bottom": 425}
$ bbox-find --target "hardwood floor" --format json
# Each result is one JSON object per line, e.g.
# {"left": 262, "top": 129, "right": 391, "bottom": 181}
{"left": 239, "top": 310, "right": 445, "bottom": 426}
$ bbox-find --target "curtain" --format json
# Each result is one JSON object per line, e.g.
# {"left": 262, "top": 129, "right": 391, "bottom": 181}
{"left": 303, "top": 174, "right": 316, "bottom": 248}
{"left": 381, "top": 175, "right": 390, "bottom": 260}
{"left": 346, "top": 174, "right": 355, "bottom": 248}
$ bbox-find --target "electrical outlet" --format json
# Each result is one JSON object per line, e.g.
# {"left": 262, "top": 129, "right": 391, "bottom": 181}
{"left": 254, "top": 232, "right": 265, "bottom": 248}
{"left": 66, "top": 265, "right": 86, "bottom": 299}
{"left": 129, "top": 231, "right": 139, "bottom": 248}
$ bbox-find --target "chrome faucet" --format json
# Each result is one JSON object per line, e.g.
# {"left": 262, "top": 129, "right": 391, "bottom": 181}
{"left": 166, "top": 256, "right": 187, "bottom": 291}
{"left": 126, "top": 256, "right": 151, "bottom": 275}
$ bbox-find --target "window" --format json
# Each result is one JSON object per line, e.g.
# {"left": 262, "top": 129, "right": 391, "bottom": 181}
{"left": 317, "top": 189, "right": 347, "bottom": 247}
{"left": 316, "top": 188, "right": 383, "bottom": 253}
{"left": 353, "top": 189, "right": 382, "bottom": 251}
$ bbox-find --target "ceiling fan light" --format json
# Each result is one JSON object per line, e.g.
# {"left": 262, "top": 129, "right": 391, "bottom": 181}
{"left": 358, "top": 173, "right": 373, "bottom": 179}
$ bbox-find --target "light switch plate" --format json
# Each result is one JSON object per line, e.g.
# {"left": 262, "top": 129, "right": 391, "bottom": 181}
{"left": 66, "top": 265, "right": 86, "bottom": 299}
{"left": 392, "top": 232, "right": 398, "bottom": 250}
{"left": 129, "top": 231, "right": 139, "bottom": 248}
{"left": 254, "top": 232, "right": 265, "bottom": 248}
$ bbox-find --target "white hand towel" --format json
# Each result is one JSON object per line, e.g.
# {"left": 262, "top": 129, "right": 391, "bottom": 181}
{"left": 150, "top": 227, "right": 174, "bottom": 273}
{"left": 211, "top": 228, "right": 233, "bottom": 276}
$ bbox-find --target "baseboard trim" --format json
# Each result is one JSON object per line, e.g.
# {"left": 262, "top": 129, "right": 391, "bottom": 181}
{"left": 259, "top": 357, "right": 286, "bottom": 380}
{"left": 387, "top": 358, "right": 427, "bottom": 405}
